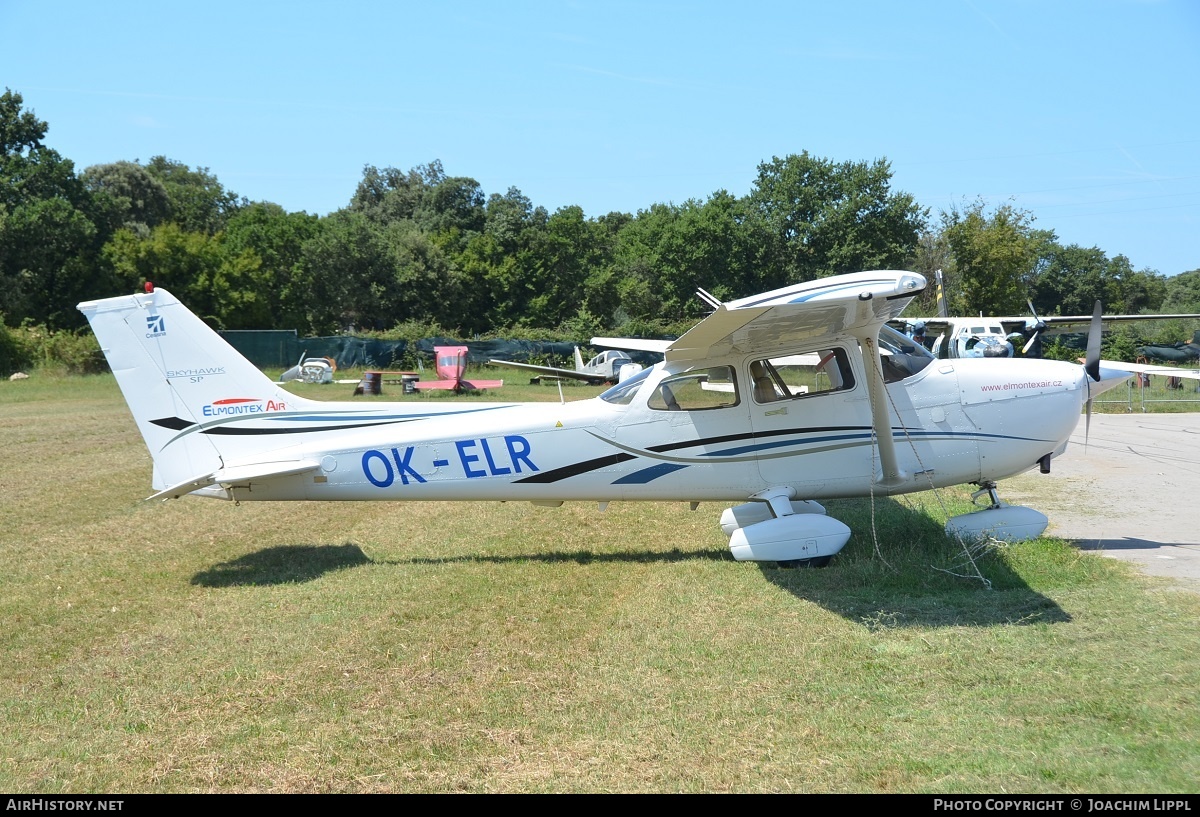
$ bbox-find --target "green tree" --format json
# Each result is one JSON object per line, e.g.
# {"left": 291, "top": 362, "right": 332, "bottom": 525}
{"left": 939, "top": 199, "right": 1055, "bottom": 316}
{"left": 608, "top": 192, "right": 771, "bottom": 326}
{"left": 102, "top": 224, "right": 266, "bottom": 329}
{"left": 1161, "top": 268, "right": 1200, "bottom": 312}
{"left": 300, "top": 211, "right": 404, "bottom": 334}
{"left": 484, "top": 186, "right": 538, "bottom": 251}
{"left": 1031, "top": 245, "right": 1167, "bottom": 317}
{"left": 145, "top": 156, "right": 243, "bottom": 234}
{"left": 1105, "top": 257, "right": 1166, "bottom": 315}
{"left": 380, "top": 219, "right": 462, "bottom": 330}
{"left": 0, "top": 88, "right": 108, "bottom": 328}
{"left": 1030, "top": 243, "right": 1111, "bottom": 316}
{"left": 82, "top": 160, "right": 171, "bottom": 235}
{"left": 908, "top": 230, "right": 954, "bottom": 315}
{"left": 350, "top": 162, "right": 441, "bottom": 224}
{"left": 749, "top": 151, "right": 926, "bottom": 284}
{"left": 510, "top": 206, "right": 607, "bottom": 328}
{"left": 223, "top": 202, "right": 321, "bottom": 329}
{"left": 414, "top": 174, "right": 485, "bottom": 247}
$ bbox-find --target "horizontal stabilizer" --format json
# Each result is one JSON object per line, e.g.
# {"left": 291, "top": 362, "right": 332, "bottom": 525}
{"left": 146, "top": 460, "right": 321, "bottom": 501}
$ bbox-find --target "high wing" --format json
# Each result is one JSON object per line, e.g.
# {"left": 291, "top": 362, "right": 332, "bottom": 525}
{"left": 670, "top": 270, "right": 926, "bottom": 487}
{"left": 488, "top": 359, "right": 610, "bottom": 384}
{"left": 665, "top": 270, "right": 925, "bottom": 364}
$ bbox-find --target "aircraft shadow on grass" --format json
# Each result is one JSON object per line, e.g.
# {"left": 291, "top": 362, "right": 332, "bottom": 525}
{"left": 191, "top": 543, "right": 373, "bottom": 587}
{"left": 754, "top": 496, "right": 1073, "bottom": 628}
{"left": 191, "top": 499, "right": 1071, "bottom": 628}
{"left": 190, "top": 542, "right": 731, "bottom": 588}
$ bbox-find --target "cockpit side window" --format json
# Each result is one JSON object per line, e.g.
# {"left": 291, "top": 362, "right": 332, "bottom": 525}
{"left": 878, "top": 325, "right": 935, "bottom": 382}
{"left": 648, "top": 366, "right": 738, "bottom": 411}
{"left": 748, "top": 349, "right": 854, "bottom": 403}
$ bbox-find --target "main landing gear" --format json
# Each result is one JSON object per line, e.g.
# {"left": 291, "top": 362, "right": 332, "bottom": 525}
{"left": 944, "top": 480, "right": 1049, "bottom": 543}
{"left": 719, "top": 489, "right": 851, "bottom": 568}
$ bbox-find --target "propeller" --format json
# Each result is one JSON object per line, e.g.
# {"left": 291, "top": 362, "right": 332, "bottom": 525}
{"left": 1085, "top": 299, "right": 1102, "bottom": 382}
{"left": 1083, "top": 299, "right": 1103, "bottom": 444}
{"left": 1021, "top": 299, "right": 1048, "bottom": 356}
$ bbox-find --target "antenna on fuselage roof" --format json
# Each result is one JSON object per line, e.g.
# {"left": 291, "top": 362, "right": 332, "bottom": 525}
{"left": 696, "top": 288, "right": 723, "bottom": 310}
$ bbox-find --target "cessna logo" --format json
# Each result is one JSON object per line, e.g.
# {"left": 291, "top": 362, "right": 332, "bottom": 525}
{"left": 145, "top": 315, "right": 166, "bottom": 337}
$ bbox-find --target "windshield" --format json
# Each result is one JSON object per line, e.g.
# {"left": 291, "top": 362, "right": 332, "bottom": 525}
{"left": 599, "top": 366, "right": 652, "bottom": 404}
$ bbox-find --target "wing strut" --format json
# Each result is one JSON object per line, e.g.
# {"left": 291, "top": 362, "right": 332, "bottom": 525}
{"left": 852, "top": 294, "right": 906, "bottom": 486}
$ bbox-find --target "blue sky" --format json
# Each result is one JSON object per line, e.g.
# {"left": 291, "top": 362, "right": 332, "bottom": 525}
{"left": 3, "top": 0, "right": 1198, "bottom": 276}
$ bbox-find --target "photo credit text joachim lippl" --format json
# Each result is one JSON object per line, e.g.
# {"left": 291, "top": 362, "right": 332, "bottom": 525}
{"left": 933, "top": 801, "right": 1192, "bottom": 813}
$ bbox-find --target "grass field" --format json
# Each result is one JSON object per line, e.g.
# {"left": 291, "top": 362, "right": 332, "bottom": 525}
{"left": 1, "top": 372, "right": 1197, "bottom": 793}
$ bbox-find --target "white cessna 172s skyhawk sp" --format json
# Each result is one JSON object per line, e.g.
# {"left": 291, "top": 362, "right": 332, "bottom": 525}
{"left": 78, "top": 271, "right": 1131, "bottom": 567}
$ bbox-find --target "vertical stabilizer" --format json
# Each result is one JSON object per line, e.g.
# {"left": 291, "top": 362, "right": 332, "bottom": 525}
{"left": 78, "top": 287, "right": 318, "bottom": 491}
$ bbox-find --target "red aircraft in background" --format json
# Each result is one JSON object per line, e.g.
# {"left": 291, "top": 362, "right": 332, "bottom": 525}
{"left": 414, "top": 346, "right": 504, "bottom": 393}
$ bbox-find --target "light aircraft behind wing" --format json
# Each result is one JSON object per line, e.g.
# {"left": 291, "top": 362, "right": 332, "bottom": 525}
{"left": 893, "top": 270, "right": 1200, "bottom": 360}
{"left": 490, "top": 346, "right": 643, "bottom": 385}
{"left": 414, "top": 345, "right": 504, "bottom": 393}
{"left": 78, "top": 272, "right": 1131, "bottom": 569}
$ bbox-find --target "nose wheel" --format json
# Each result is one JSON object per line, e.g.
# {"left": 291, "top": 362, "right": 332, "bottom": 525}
{"left": 946, "top": 480, "right": 1048, "bottom": 542}
{"left": 971, "top": 480, "right": 1002, "bottom": 510}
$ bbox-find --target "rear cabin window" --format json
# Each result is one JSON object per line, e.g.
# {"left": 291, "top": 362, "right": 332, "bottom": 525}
{"left": 748, "top": 349, "right": 855, "bottom": 404}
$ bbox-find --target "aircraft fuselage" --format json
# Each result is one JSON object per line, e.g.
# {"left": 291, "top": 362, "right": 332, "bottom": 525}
{"left": 196, "top": 355, "right": 1086, "bottom": 505}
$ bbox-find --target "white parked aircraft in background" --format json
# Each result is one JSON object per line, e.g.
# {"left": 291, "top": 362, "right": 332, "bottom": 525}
{"left": 892, "top": 270, "right": 1200, "bottom": 360}
{"left": 78, "top": 271, "right": 1130, "bottom": 568}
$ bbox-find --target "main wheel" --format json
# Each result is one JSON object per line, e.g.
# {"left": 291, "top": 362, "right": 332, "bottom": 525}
{"left": 776, "top": 556, "right": 832, "bottom": 569}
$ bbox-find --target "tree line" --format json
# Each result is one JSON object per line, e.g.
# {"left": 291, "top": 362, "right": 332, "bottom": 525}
{"left": 2, "top": 88, "right": 1198, "bottom": 346}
